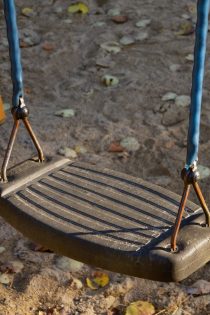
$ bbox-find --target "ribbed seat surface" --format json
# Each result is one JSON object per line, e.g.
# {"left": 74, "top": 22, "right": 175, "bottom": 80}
{"left": 1, "top": 157, "right": 209, "bottom": 282}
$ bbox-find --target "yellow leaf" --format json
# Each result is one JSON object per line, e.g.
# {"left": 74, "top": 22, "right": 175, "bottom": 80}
{"left": 68, "top": 2, "right": 89, "bottom": 14}
{"left": 86, "top": 277, "right": 97, "bottom": 290}
{"left": 93, "top": 271, "right": 109, "bottom": 287}
{"left": 125, "top": 301, "right": 155, "bottom": 315}
{"left": 21, "top": 7, "right": 33, "bottom": 17}
{"left": 86, "top": 272, "right": 110, "bottom": 290}
{"left": 176, "top": 22, "right": 194, "bottom": 36}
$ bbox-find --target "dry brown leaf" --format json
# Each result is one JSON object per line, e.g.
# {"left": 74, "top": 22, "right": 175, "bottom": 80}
{"left": 30, "top": 243, "right": 53, "bottom": 253}
{"left": 42, "top": 42, "right": 55, "bottom": 52}
{"left": 0, "top": 96, "right": 5, "bottom": 124}
{"left": 111, "top": 15, "right": 128, "bottom": 24}
{"left": 108, "top": 142, "right": 125, "bottom": 153}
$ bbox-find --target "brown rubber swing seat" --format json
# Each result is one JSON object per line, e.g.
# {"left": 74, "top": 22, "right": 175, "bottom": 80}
{"left": 0, "top": 156, "right": 209, "bottom": 282}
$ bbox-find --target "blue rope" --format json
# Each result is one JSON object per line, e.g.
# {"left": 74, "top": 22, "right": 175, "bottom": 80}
{"left": 186, "top": 0, "right": 210, "bottom": 168}
{"left": 3, "top": 0, "right": 24, "bottom": 108}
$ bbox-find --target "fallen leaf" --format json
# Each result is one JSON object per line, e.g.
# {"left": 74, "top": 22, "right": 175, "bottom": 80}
{"left": 93, "top": 271, "right": 109, "bottom": 287}
{"left": 107, "top": 307, "right": 121, "bottom": 315}
{"left": 102, "top": 75, "right": 119, "bottom": 87}
{"left": 21, "top": 7, "right": 34, "bottom": 17}
{"left": 108, "top": 142, "right": 124, "bottom": 153}
{"left": 100, "top": 41, "right": 121, "bottom": 54}
{"left": 25, "top": 87, "right": 32, "bottom": 94}
{"left": 86, "top": 277, "right": 98, "bottom": 290}
{"left": 111, "top": 15, "right": 128, "bottom": 24}
{"left": 86, "top": 271, "right": 110, "bottom": 290}
{"left": 74, "top": 145, "right": 87, "bottom": 154}
{"left": 42, "top": 42, "right": 55, "bottom": 52}
{"left": 176, "top": 21, "right": 194, "bottom": 36}
{"left": 186, "top": 3, "right": 197, "bottom": 15}
{"left": 125, "top": 301, "right": 155, "bottom": 315}
{"left": 30, "top": 243, "right": 53, "bottom": 253}
{"left": 0, "top": 96, "right": 5, "bottom": 124}
{"left": 68, "top": 2, "right": 89, "bottom": 14}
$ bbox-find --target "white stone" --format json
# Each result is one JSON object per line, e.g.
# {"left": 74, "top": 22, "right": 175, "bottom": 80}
{"left": 161, "top": 92, "right": 177, "bottom": 101}
{"left": 175, "top": 95, "right": 191, "bottom": 107}
{"left": 135, "top": 19, "right": 151, "bottom": 28}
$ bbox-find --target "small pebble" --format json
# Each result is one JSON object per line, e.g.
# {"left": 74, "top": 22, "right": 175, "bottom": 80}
{"left": 135, "top": 19, "right": 151, "bottom": 28}
{"left": 120, "top": 35, "right": 135, "bottom": 46}
{"left": 0, "top": 273, "right": 10, "bottom": 285}
{"left": 0, "top": 247, "right": 6, "bottom": 254}
{"left": 107, "top": 8, "right": 121, "bottom": 16}
{"left": 161, "top": 92, "right": 177, "bottom": 101}
{"left": 198, "top": 165, "right": 210, "bottom": 180}
{"left": 20, "top": 29, "right": 41, "bottom": 47}
{"left": 135, "top": 31, "right": 148, "bottom": 41}
{"left": 55, "top": 109, "right": 75, "bottom": 118}
{"left": 182, "top": 14, "right": 191, "bottom": 20}
{"left": 93, "top": 21, "right": 106, "bottom": 27}
{"left": 100, "top": 41, "right": 121, "bottom": 54}
{"left": 120, "top": 136, "right": 140, "bottom": 152}
{"left": 58, "top": 147, "right": 77, "bottom": 159}
{"left": 70, "top": 278, "right": 83, "bottom": 289}
{"left": 169, "top": 64, "right": 181, "bottom": 72}
{"left": 175, "top": 95, "right": 191, "bottom": 107}
{"left": 55, "top": 257, "right": 84, "bottom": 273}
{"left": 102, "top": 75, "right": 119, "bottom": 87}
{"left": 185, "top": 54, "right": 194, "bottom": 61}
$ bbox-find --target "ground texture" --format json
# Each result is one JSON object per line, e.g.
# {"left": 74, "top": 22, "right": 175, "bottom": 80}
{"left": 1, "top": 0, "right": 210, "bottom": 314}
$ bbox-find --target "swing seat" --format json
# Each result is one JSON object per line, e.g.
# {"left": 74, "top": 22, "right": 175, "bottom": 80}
{"left": 0, "top": 156, "right": 209, "bottom": 282}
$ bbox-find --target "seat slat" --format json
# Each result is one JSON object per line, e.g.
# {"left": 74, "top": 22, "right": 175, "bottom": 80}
{"left": 48, "top": 171, "right": 174, "bottom": 226}
{"left": 71, "top": 162, "right": 197, "bottom": 213}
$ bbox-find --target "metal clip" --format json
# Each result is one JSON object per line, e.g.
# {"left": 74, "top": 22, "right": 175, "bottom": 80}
{"left": 171, "top": 166, "right": 210, "bottom": 251}
{"left": 0, "top": 99, "right": 44, "bottom": 182}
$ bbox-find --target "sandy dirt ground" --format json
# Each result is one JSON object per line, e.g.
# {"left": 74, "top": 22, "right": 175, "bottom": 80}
{"left": 1, "top": 0, "right": 210, "bottom": 314}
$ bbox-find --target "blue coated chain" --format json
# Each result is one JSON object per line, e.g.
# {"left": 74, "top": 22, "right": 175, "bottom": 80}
{"left": 186, "top": 0, "right": 210, "bottom": 169}
{"left": 3, "top": 0, "right": 24, "bottom": 108}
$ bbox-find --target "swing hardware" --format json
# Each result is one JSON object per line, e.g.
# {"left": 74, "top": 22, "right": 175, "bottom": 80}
{"left": 1, "top": 0, "right": 210, "bottom": 282}
{"left": 0, "top": 97, "right": 44, "bottom": 183}
{"left": 171, "top": 166, "right": 210, "bottom": 251}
